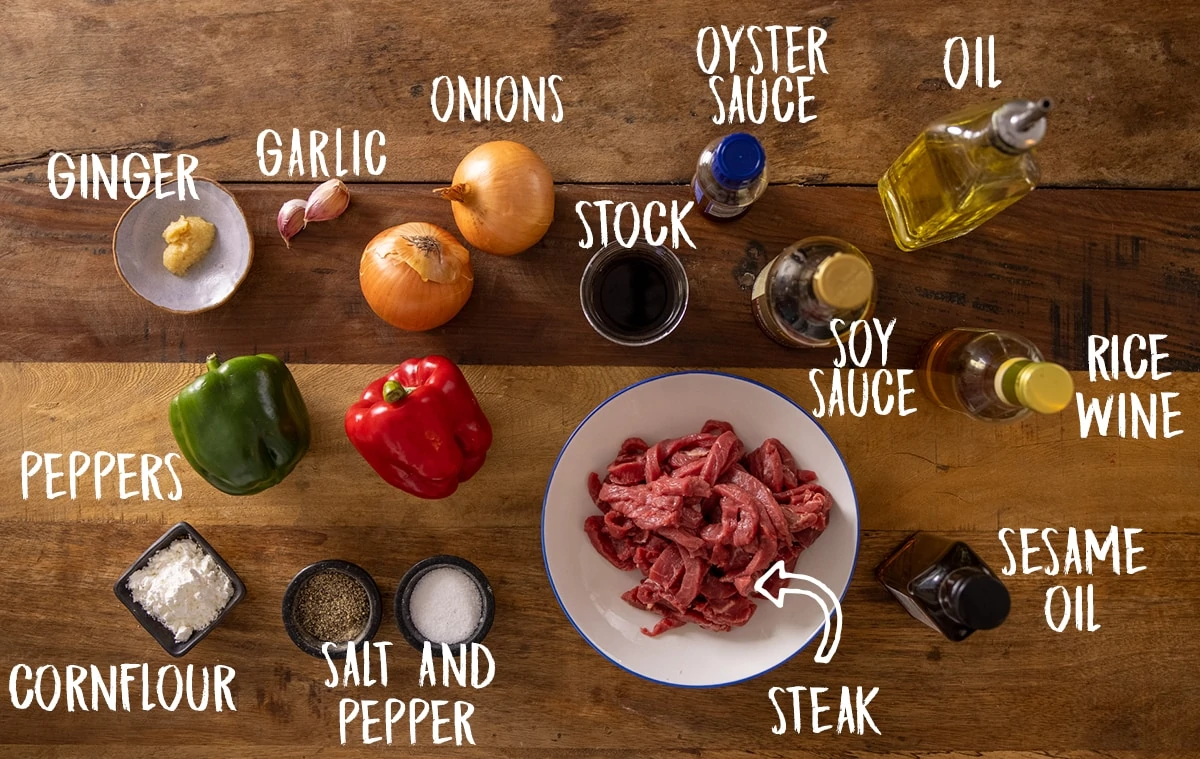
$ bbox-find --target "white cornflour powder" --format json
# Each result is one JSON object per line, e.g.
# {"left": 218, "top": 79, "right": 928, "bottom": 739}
{"left": 127, "top": 538, "right": 233, "bottom": 642}
{"left": 409, "top": 566, "right": 483, "bottom": 644}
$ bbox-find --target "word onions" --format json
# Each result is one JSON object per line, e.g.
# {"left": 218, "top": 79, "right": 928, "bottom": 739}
{"left": 359, "top": 223, "right": 473, "bottom": 331}
{"left": 435, "top": 141, "right": 554, "bottom": 256}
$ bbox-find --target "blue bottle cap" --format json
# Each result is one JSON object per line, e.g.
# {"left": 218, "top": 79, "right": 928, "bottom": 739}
{"left": 711, "top": 133, "right": 765, "bottom": 189}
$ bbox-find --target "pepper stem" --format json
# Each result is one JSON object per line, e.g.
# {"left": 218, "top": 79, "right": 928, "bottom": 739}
{"left": 382, "top": 380, "right": 409, "bottom": 404}
{"left": 205, "top": 354, "right": 220, "bottom": 372}
{"left": 433, "top": 183, "right": 467, "bottom": 203}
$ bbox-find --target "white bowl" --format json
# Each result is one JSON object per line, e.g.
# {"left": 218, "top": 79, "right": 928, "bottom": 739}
{"left": 542, "top": 371, "right": 859, "bottom": 688}
{"left": 113, "top": 178, "right": 253, "bottom": 313}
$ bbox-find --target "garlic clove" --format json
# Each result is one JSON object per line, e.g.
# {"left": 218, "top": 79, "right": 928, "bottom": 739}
{"left": 277, "top": 199, "right": 307, "bottom": 248}
{"left": 304, "top": 178, "right": 351, "bottom": 224}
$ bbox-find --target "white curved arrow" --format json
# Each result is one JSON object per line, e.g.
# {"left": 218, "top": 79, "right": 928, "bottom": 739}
{"left": 754, "top": 560, "right": 843, "bottom": 664}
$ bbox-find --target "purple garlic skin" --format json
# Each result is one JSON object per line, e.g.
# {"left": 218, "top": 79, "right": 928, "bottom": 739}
{"left": 304, "top": 179, "right": 351, "bottom": 224}
{"left": 277, "top": 198, "right": 307, "bottom": 248}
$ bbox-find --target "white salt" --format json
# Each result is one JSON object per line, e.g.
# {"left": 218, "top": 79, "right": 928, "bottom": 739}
{"left": 127, "top": 538, "right": 233, "bottom": 643}
{"left": 409, "top": 566, "right": 483, "bottom": 645}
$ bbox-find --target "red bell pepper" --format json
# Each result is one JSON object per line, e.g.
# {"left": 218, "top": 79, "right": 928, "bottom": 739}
{"left": 345, "top": 356, "right": 493, "bottom": 499}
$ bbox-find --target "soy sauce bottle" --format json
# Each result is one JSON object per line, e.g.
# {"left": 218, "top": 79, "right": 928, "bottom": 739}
{"left": 876, "top": 533, "right": 1010, "bottom": 641}
{"left": 752, "top": 237, "right": 876, "bottom": 348}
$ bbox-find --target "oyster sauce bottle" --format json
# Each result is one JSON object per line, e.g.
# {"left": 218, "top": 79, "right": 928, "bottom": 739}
{"left": 692, "top": 132, "right": 768, "bottom": 221}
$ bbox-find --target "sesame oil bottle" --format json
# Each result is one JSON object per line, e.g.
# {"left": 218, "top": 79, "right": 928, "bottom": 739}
{"left": 877, "top": 533, "right": 1011, "bottom": 641}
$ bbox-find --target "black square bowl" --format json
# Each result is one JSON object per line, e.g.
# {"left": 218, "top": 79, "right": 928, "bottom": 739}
{"left": 113, "top": 521, "right": 246, "bottom": 657}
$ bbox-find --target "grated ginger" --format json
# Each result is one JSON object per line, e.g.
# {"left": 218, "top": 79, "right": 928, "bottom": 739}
{"left": 162, "top": 215, "right": 216, "bottom": 276}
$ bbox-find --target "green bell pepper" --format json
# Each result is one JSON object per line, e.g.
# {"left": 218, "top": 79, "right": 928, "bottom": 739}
{"left": 169, "top": 354, "right": 311, "bottom": 495}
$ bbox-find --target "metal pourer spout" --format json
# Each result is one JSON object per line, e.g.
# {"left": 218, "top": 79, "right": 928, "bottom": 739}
{"left": 992, "top": 98, "right": 1053, "bottom": 153}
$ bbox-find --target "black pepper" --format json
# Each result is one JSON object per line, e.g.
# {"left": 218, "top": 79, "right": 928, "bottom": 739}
{"left": 293, "top": 570, "right": 370, "bottom": 643}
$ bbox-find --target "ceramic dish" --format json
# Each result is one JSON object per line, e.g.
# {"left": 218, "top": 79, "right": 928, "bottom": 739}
{"left": 113, "top": 521, "right": 246, "bottom": 658}
{"left": 394, "top": 555, "right": 495, "bottom": 655}
{"left": 541, "top": 371, "right": 859, "bottom": 688}
{"left": 282, "top": 559, "right": 383, "bottom": 659}
{"left": 113, "top": 177, "right": 252, "bottom": 313}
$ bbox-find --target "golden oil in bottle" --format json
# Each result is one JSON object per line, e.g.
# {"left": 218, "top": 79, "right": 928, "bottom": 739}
{"left": 917, "top": 328, "right": 1074, "bottom": 422}
{"left": 879, "top": 98, "right": 1052, "bottom": 252}
{"left": 752, "top": 236, "right": 875, "bottom": 348}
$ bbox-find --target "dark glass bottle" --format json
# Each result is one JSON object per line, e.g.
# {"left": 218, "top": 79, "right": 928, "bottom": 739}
{"left": 876, "top": 532, "right": 1010, "bottom": 641}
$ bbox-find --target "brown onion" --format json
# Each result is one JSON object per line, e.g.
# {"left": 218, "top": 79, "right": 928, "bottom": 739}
{"left": 359, "top": 223, "right": 473, "bottom": 331}
{"left": 435, "top": 140, "right": 554, "bottom": 256}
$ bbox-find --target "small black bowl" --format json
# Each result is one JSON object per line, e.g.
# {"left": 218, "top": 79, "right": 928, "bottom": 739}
{"left": 395, "top": 555, "right": 495, "bottom": 655}
{"left": 282, "top": 560, "right": 382, "bottom": 659}
{"left": 113, "top": 521, "right": 246, "bottom": 658}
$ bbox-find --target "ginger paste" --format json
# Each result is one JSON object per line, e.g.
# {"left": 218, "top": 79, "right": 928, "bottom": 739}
{"left": 162, "top": 215, "right": 216, "bottom": 276}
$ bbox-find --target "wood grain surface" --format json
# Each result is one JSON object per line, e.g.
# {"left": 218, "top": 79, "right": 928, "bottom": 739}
{"left": 1, "top": 364, "right": 1196, "bottom": 533}
{"left": 3, "top": 181, "right": 1198, "bottom": 369}
{"left": 0, "top": 363, "right": 1197, "bottom": 754}
{"left": 2, "top": 522, "right": 1196, "bottom": 753}
{"left": 1, "top": 1, "right": 1196, "bottom": 186}
{"left": 7, "top": 753, "right": 1178, "bottom": 759}
{"left": 3, "top": 0, "right": 1199, "bottom": 756}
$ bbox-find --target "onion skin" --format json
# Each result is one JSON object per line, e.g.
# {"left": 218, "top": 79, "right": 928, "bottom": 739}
{"left": 359, "top": 223, "right": 473, "bottom": 331}
{"left": 436, "top": 140, "right": 554, "bottom": 256}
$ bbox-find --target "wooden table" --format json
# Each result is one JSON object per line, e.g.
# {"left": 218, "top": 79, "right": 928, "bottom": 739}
{"left": 2, "top": 2, "right": 1198, "bottom": 757}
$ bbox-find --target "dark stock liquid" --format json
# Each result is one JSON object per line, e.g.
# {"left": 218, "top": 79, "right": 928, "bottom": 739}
{"left": 592, "top": 252, "right": 673, "bottom": 339}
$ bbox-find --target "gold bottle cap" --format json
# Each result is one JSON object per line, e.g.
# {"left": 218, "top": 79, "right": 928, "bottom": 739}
{"left": 813, "top": 253, "right": 874, "bottom": 311}
{"left": 1011, "top": 360, "right": 1074, "bottom": 414}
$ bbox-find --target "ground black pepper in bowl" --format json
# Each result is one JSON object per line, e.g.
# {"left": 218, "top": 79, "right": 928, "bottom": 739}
{"left": 294, "top": 570, "right": 370, "bottom": 642}
{"left": 282, "top": 559, "right": 382, "bottom": 659}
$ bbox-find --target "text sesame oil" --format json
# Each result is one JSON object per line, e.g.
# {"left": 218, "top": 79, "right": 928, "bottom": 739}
{"left": 879, "top": 99, "right": 1052, "bottom": 251}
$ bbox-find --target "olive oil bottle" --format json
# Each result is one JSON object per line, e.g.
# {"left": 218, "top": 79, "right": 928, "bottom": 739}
{"left": 879, "top": 98, "right": 1052, "bottom": 251}
{"left": 917, "top": 328, "right": 1074, "bottom": 422}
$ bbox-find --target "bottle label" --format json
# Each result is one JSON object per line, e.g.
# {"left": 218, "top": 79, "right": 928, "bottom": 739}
{"left": 887, "top": 587, "right": 941, "bottom": 632}
{"left": 751, "top": 261, "right": 801, "bottom": 348}
{"left": 703, "top": 199, "right": 746, "bottom": 218}
{"left": 693, "top": 177, "right": 744, "bottom": 218}
{"left": 751, "top": 260, "right": 770, "bottom": 301}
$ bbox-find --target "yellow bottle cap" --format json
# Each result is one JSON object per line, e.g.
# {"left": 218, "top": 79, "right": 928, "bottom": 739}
{"left": 813, "top": 253, "right": 874, "bottom": 311}
{"left": 1013, "top": 361, "right": 1074, "bottom": 414}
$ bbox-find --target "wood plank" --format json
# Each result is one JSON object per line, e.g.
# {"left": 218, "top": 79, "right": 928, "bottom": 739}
{"left": 0, "top": 522, "right": 1196, "bottom": 752}
{"left": 2, "top": 752, "right": 1185, "bottom": 759}
{"left": 3, "top": 182, "right": 1199, "bottom": 369}
{"left": 2, "top": 363, "right": 1196, "bottom": 533}
{"left": 1, "top": 2, "right": 1196, "bottom": 187}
